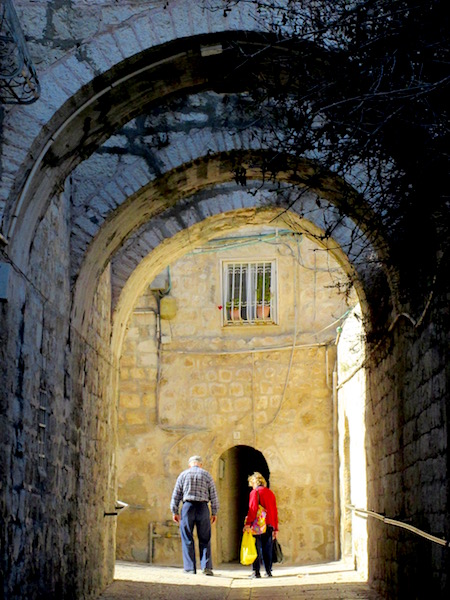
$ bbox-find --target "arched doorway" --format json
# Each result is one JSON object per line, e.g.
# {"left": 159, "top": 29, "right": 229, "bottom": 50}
{"left": 216, "top": 445, "right": 269, "bottom": 564}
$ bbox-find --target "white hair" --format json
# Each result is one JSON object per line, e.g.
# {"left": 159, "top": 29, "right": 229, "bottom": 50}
{"left": 188, "top": 455, "right": 202, "bottom": 465}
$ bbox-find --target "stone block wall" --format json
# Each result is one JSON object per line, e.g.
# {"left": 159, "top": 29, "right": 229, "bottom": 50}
{"left": 116, "top": 229, "right": 355, "bottom": 566}
{"left": 365, "top": 291, "right": 450, "bottom": 598}
{"left": 71, "top": 263, "right": 117, "bottom": 599}
{"left": 0, "top": 192, "right": 75, "bottom": 598}
{"left": 0, "top": 190, "right": 116, "bottom": 599}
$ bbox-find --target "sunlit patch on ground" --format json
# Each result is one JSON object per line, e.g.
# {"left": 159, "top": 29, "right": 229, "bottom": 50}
{"left": 98, "top": 560, "right": 382, "bottom": 599}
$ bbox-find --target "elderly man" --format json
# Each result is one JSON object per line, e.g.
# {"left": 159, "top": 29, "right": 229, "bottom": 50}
{"left": 170, "top": 455, "right": 219, "bottom": 576}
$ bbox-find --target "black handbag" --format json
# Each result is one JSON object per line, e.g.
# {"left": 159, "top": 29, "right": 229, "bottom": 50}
{"left": 272, "top": 538, "right": 284, "bottom": 563}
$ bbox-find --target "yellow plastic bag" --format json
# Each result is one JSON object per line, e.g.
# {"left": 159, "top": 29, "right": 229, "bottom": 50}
{"left": 240, "top": 530, "right": 257, "bottom": 565}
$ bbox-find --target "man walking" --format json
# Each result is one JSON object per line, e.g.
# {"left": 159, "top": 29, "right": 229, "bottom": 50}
{"left": 170, "top": 455, "right": 219, "bottom": 576}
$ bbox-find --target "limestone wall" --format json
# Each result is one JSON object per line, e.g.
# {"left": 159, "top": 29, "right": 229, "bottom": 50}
{"left": 72, "top": 263, "right": 117, "bottom": 598}
{"left": 0, "top": 190, "right": 117, "bottom": 599}
{"left": 365, "top": 300, "right": 450, "bottom": 598}
{"left": 337, "top": 307, "right": 368, "bottom": 575}
{"left": 0, "top": 192, "right": 76, "bottom": 598}
{"left": 116, "top": 228, "right": 355, "bottom": 565}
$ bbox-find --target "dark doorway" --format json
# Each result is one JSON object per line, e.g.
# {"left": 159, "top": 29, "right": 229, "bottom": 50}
{"left": 217, "top": 445, "right": 269, "bottom": 563}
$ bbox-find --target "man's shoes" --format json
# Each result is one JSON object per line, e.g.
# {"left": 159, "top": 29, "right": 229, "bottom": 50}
{"left": 263, "top": 572, "right": 273, "bottom": 577}
{"left": 249, "top": 572, "right": 261, "bottom": 578}
{"left": 184, "top": 569, "right": 196, "bottom": 574}
{"left": 202, "top": 568, "right": 214, "bottom": 576}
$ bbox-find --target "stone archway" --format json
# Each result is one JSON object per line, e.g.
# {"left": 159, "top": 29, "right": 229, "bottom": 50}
{"left": 216, "top": 445, "right": 270, "bottom": 564}
{"left": 114, "top": 219, "right": 360, "bottom": 567}
{"left": 0, "top": 18, "right": 392, "bottom": 592}
{"left": 1, "top": 4, "right": 448, "bottom": 599}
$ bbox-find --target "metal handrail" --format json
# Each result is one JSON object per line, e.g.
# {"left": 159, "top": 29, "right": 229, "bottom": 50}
{"left": 347, "top": 505, "right": 449, "bottom": 547}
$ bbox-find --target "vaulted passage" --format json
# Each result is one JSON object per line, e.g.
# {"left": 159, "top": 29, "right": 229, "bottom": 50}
{"left": 0, "top": 2, "right": 448, "bottom": 600}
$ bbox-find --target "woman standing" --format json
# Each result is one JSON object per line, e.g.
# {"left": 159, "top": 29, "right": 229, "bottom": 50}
{"left": 243, "top": 472, "right": 279, "bottom": 578}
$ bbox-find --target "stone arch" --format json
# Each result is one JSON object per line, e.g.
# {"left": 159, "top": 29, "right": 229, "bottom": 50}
{"left": 0, "top": 2, "right": 268, "bottom": 239}
{"left": 64, "top": 88, "right": 391, "bottom": 289}
{"left": 1, "top": 31, "right": 276, "bottom": 253}
{"left": 109, "top": 187, "right": 361, "bottom": 307}
{"left": 109, "top": 201, "right": 373, "bottom": 359}
{"left": 4, "top": 17, "right": 384, "bottom": 586}
{"left": 71, "top": 151, "right": 389, "bottom": 338}
{"left": 1, "top": 19, "right": 390, "bottom": 280}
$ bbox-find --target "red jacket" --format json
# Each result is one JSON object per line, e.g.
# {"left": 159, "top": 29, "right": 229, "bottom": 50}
{"left": 246, "top": 486, "right": 278, "bottom": 531}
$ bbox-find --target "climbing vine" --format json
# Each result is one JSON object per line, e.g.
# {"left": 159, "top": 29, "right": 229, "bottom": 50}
{"left": 204, "top": 0, "right": 449, "bottom": 317}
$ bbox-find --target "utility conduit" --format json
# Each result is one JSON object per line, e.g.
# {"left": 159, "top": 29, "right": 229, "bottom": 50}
{"left": 347, "top": 505, "right": 449, "bottom": 547}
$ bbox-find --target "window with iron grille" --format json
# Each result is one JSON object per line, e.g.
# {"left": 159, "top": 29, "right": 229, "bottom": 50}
{"left": 222, "top": 260, "right": 276, "bottom": 325}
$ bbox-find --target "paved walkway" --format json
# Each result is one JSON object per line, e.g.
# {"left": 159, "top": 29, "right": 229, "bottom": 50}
{"left": 98, "top": 560, "right": 384, "bottom": 599}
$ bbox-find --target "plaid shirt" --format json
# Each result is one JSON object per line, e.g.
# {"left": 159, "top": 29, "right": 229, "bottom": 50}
{"left": 170, "top": 466, "right": 219, "bottom": 515}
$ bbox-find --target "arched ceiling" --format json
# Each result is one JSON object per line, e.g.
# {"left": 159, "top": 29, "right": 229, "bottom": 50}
{"left": 3, "top": 30, "right": 389, "bottom": 271}
{"left": 71, "top": 150, "right": 384, "bottom": 337}
{"left": 3, "top": 32, "right": 331, "bottom": 260}
{"left": 0, "top": 9, "right": 395, "bottom": 340}
{"left": 62, "top": 80, "right": 392, "bottom": 338}
{"left": 67, "top": 90, "right": 387, "bottom": 282}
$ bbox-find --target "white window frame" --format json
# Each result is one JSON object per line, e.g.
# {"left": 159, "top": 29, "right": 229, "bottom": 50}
{"left": 221, "top": 259, "right": 277, "bottom": 325}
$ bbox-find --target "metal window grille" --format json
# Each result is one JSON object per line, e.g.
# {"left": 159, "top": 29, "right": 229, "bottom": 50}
{"left": 223, "top": 261, "right": 276, "bottom": 324}
{"left": 0, "top": 0, "right": 40, "bottom": 104}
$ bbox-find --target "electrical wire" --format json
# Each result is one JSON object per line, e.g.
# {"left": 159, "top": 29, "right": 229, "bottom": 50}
{"left": 163, "top": 340, "right": 331, "bottom": 356}
{"left": 188, "top": 230, "right": 297, "bottom": 254}
{"left": 262, "top": 246, "right": 299, "bottom": 429}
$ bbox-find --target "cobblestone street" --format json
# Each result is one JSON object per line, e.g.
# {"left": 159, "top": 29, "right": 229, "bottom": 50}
{"left": 98, "top": 561, "right": 383, "bottom": 599}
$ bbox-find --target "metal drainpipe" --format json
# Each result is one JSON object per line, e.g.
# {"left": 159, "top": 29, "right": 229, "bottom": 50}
{"left": 148, "top": 523, "right": 161, "bottom": 564}
{"left": 148, "top": 522, "right": 180, "bottom": 563}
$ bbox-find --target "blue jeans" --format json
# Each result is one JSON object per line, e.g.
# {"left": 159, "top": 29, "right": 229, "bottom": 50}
{"left": 252, "top": 526, "right": 274, "bottom": 575}
{"left": 180, "top": 501, "right": 213, "bottom": 572}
